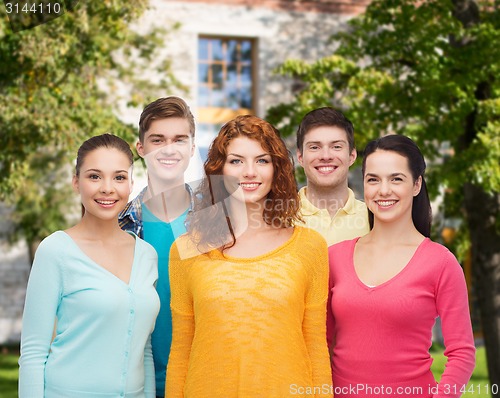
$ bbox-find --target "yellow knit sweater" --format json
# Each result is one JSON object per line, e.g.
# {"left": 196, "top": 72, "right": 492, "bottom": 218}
{"left": 166, "top": 226, "right": 332, "bottom": 398}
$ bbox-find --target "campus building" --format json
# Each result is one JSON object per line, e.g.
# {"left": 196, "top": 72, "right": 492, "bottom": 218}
{"left": 137, "top": 0, "right": 369, "bottom": 158}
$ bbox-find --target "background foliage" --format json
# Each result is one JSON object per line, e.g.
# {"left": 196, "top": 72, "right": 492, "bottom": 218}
{"left": 0, "top": 1, "right": 181, "bottom": 258}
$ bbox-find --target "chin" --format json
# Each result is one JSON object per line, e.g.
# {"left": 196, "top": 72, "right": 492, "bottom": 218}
{"left": 156, "top": 173, "right": 186, "bottom": 184}
{"left": 312, "top": 180, "right": 339, "bottom": 189}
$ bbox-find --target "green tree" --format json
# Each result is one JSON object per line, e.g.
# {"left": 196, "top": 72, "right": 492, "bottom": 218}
{"left": 267, "top": 0, "right": 500, "bottom": 388}
{"left": 0, "top": 1, "right": 182, "bottom": 260}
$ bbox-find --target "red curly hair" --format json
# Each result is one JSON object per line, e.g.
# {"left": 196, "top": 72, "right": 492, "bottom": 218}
{"left": 187, "top": 115, "right": 301, "bottom": 251}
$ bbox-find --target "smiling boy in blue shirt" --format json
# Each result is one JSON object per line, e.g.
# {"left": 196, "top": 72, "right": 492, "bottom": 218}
{"left": 119, "top": 96, "right": 196, "bottom": 398}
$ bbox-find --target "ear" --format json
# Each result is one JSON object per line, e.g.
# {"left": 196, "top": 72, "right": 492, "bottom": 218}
{"left": 128, "top": 167, "right": 134, "bottom": 194}
{"left": 190, "top": 138, "right": 195, "bottom": 158}
{"left": 296, "top": 149, "right": 304, "bottom": 167}
{"left": 349, "top": 148, "right": 357, "bottom": 167}
{"left": 136, "top": 140, "right": 145, "bottom": 158}
{"left": 72, "top": 175, "right": 80, "bottom": 193}
{"left": 413, "top": 175, "right": 422, "bottom": 196}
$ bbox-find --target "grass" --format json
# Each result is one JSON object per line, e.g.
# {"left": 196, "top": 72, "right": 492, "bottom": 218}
{"left": 0, "top": 351, "right": 18, "bottom": 398}
{"left": 431, "top": 345, "right": 490, "bottom": 397}
{"left": 0, "top": 345, "right": 491, "bottom": 397}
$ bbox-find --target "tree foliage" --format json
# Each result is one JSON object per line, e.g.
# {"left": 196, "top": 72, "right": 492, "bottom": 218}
{"left": 267, "top": 0, "right": 500, "bottom": 387}
{"left": 0, "top": 1, "right": 181, "bottom": 253}
{"left": 269, "top": 0, "right": 499, "bottom": 200}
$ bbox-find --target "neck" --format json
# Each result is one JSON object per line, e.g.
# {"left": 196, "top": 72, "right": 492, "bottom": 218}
{"left": 75, "top": 216, "right": 123, "bottom": 241}
{"left": 145, "top": 177, "right": 185, "bottom": 200}
{"left": 227, "top": 200, "right": 271, "bottom": 237}
{"left": 368, "top": 217, "right": 423, "bottom": 246}
{"left": 305, "top": 183, "right": 349, "bottom": 216}
{"left": 145, "top": 183, "right": 189, "bottom": 222}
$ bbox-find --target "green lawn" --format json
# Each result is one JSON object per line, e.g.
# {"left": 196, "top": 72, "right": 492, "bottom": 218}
{"left": 431, "top": 345, "right": 491, "bottom": 397}
{"left": 0, "top": 352, "right": 18, "bottom": 398}
{"left": 0, "top": 345, "right": 491, "bottom": 397}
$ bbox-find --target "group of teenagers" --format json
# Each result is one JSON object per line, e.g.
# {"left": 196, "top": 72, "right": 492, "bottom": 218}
{"left": 18, "top": 96, "right": 476, "bottom": 397}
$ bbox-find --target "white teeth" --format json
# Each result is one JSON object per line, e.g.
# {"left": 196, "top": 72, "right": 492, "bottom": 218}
{"left": 240, "top": 183, "right": 259, "bottom": 188}
{"left": 377, "top": 200, "right": 397, "bottom": 207}
{"left": 159, "top": 159, "right": 178, "bottom": 165}
{"left": 96, "top": 200, "right": 116, "bottom": 205}
{"left": 317, "top": 166, "right": 334, "bottom": 172}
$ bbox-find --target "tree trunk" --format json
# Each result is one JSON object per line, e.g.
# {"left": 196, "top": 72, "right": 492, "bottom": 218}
{"left": 27, "top": 239, "right": 41, "bottom": 265}
{"left": 463, "top": 183, "right": 500, "bottom": 391}
{"left": 451, "top": 1, "right": 499, "bottom": 388}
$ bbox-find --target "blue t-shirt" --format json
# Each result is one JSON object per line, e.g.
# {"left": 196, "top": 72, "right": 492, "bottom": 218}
{"left": 142, "top": 204, "right": 189, "bottom": 397}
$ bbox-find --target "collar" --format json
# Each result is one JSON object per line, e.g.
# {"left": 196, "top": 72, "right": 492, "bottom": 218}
{"left": 299, "top": 186, "right": 358, "bottom": 215}
{"left": 141, "top": 183, "right": 195, "bottom": 210}
{"left": 299, "top": 187, "right": 320, "bottom": 216}
{"left": 119, "top": 187, "right": 147, "bottom": 222}
{"left": 120, "top": 182, "right": 194, "bottom": 218}
{"left": 185, "top": 182, "right": 195, "bottom": 210}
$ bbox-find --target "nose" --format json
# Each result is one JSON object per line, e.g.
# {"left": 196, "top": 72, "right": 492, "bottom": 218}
{"left": 161, "top": 142, "right": 176, "bottom": 155}
{"left": 100, "top": 178, "right": 115, "bottom": 194}
{"left": 379, "top": 180, "right": 392, "bottom": 196}
{"left": 319, "top": 146, "right": 333, "bottom": 160}
{"left": 243, "top": 162, "right": 257, "bottom": 178}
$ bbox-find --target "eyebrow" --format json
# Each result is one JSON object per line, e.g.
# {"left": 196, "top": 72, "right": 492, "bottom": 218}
{"left": 305, "top": 139, "right": 346, "bottom": 145}
{"left": 227, "top": 153, "right": 270, "bottom": 158}
{"left": 83, "top": 168, "right": 129, "bottom": 174}
{"left": 365, "top": 172, "right": 408, "bottom": 178}
{"left": 147, "top": 133, "right": 190, "bottom": 139}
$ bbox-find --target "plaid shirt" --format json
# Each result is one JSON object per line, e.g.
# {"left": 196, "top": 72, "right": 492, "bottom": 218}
{"left": 118, "top": 184, "right": 194, "bottom": 239}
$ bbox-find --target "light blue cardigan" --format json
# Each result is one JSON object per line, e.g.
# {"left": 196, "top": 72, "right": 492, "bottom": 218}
{"left": 19, "top": 231, "right": 160, "bottom": 397}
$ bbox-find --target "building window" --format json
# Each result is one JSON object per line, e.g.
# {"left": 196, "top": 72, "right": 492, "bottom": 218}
{"left": 197, "top": 36, "right": 256, "bottom": 151}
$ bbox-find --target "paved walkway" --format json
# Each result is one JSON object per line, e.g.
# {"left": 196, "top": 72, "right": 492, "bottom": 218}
{"left": 0, "top": 240, "right": 30, "bottom": 345}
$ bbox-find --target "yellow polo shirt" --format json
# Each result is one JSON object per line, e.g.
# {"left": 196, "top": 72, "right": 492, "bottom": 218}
{"left": 297, "top": 187, "right": 370, "bottom": 246}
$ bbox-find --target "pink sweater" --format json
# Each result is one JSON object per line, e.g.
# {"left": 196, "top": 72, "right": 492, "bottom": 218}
{"left": 327, "top": 238, "right": 475, "bottom": 398}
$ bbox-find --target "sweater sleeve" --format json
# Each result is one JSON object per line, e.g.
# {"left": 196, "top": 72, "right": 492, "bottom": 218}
{"left": 434, "top": 248, "right": 475, "bottom": 398}
{"left": 143, "top": 240, "right": 158, "bottom": 397}
{"left": 326, "top": 250, "right": 335, "bottom": 354}
{"left": 166, "top": 238, "right": 196, "bottom": 398}
{"left": 144, "top": 334, "right": 155, "bottom": 397}
{"left": 18, "top": 236, "right": 63, "bottom": 398}
{"left": 302, "top": 234, "right": 333, "bottom": 397}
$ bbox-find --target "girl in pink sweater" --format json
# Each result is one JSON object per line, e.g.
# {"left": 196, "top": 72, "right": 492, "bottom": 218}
{"left": 327, "top": 135, "right": 475, "bottom": 397}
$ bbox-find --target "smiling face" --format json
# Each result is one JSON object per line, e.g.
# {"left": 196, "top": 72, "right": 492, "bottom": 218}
{"left": 363, "top": 149, "right": 422, "bottom": 227}
{"left": 73, "top": 147, "right": 133, "bottom": 222}
{"left": 297, "top": 126, "right": 356, "bottom": 191}
{"left": 137, "top": 117, "right": 195, "bottom": 187}
{"left": 222, "top": 136, "right": 274, "bottom": 207}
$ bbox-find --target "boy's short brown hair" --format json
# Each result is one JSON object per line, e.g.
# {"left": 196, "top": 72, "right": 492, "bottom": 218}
{"left": 139, "top": 96, "right": 195, "bottom": 142}
{"left": 296, "top": 107, "right": 355, "bottom": 153}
